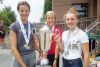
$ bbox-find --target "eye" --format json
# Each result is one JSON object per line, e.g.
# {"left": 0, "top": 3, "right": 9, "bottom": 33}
{"left": 25, "top": 10, "right": 29, "bottom": 12}
{"left": 20, "top": 10, "right": 24, "bottom": 12}
{"left": 66, "top": 18, "right": 69, "bottom": 21}
{"left": 51, "top": 17, "right": 54, "bottom": 19}
{"left": 47, "top": 17, "right": 50, "bottom": 20}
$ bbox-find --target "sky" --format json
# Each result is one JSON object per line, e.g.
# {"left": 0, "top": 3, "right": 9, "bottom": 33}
{"left": 0, "top": 0, "right": 44, "bottom": 23}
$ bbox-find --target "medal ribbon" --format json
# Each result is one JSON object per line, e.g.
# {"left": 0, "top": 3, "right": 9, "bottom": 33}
{"left": 65, "top": 27, "right": 80, "bottom": 56}
{"left": 19, "top": 19, "right": 31, "bottom": 45}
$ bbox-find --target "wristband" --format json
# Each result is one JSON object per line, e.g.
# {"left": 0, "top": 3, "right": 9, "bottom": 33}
{"left": 54, "top": 58, "right": 57, "bottom": 60}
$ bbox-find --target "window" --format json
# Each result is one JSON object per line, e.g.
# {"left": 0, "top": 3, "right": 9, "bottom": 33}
{"left": 72, "top": 3, "right": 88, "bottom": 17}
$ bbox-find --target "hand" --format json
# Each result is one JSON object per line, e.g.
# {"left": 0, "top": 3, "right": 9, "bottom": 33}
{"left": 22, "top": 66, "right": 26, "bottom": 67}
{"left": 53, "top": 60, "right": 57, "bottom": 67}
{"left": 22, "top": 64, "right": 27, "bottom": 67}
{"left": 32, "top": 33, "right": 39, "bottom": 42}
{"left": 39, "top": 52, "right": 47, "bottom": 60}
{"left": 32, "top": 30, "right": 39, "bottom": 40}
{"left": 54, "top": 34, "right": 64, "bottom": 52}
{"left": 32, "top": 33, "right": 40, "bottom": 52}
{"left": 39, "top": 52, "right": 43, "bottom": 60}
{"left": 42, "top": 52, "right": 48, "bottom": 59}
{"left": 34, "top": 38, "right": 39, "bottom": 45}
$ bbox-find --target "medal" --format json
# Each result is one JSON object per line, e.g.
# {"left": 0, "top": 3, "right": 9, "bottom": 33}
{"left": 65, "top": 51, "right": 69, "bottom": 56}
{"left": 24, "top": 44, "right": 30, "bottom": 49}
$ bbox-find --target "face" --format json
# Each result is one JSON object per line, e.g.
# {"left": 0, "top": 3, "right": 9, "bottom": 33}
{"left": 65, "top": 13, "right": 78, "bottom": 29}
{"left": 18, "top": 5, "right": 30, "bottom": 22}
{"left": 46, "top": 14, "right": 56, "bottom": 28}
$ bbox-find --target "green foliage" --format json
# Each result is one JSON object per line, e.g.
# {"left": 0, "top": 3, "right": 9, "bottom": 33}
{"left": 40, "top": 0, "right": 52, "bottom": 22}
{"left": 40, "top": 15, "right": 45, "bottom": 23}
{"left": 0, "top": 6, "right": 16, "bottom": 32}
{"left": 43, "top": 0, "right": 52, "bottom": 15}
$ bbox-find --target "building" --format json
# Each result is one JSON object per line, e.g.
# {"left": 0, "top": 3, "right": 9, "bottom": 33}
{"left": 52, "top": 0, "right": 100, "bottom": 21}
{"left": 52, "top": 0, "right": 100, "bottom": 34}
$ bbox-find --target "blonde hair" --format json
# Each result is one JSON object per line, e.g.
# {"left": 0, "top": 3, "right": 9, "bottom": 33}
{"left": 45, "top": 11, "right": 56, "bottom": 19}
{"left": 64, "top": 7, "right": 79, "bottom": 20}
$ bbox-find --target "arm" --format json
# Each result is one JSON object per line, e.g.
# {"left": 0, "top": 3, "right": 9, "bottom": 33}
{"left": 53, "top": 38, "right": 64, "bottom": 67}
{"left": 9, "top": 30, "right": 26, "bottom": 67}
{"left": 82, "top": 43, "right": 89, "bottom": 67}
{"left": 53, "top": 44, "right": 59, "bottom": 67}
{"left": 55, "top": 32, "right": 64, "bottom": 52}
{"left": 55, "top": 45, "right": 59, "bottom": 60}
{"left": 57, "top": 41, "right": 64, "bottom": 52}
{"left": 32, "top": 33, "right": 40, "bottom": 52}
{"left": 32, "top": 33, "right": 45, "bottom": 61}
{"left": 53, "top": 33, "right": 64, "bottom": 67}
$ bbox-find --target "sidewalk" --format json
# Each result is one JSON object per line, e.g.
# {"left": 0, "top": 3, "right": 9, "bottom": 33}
{"left": 0, "top": 47, "right": 12, "bottom": 67}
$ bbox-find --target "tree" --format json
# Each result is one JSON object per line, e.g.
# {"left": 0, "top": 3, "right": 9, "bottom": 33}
{"left": 43, "top": 0, "right": 52, "bottom": 15}
{"left": 0, "top": 6, "right": 16, "bottom": 32}
{"left": 40, "top": 0, "right": 52, "bottom": 22}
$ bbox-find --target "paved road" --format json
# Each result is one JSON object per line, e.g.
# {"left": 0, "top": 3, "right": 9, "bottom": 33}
{"left": 0, "top": 48, "right": 96, "bottom": 67}
{"left": 0, "top": 47, "right": 12, "bottom": 67}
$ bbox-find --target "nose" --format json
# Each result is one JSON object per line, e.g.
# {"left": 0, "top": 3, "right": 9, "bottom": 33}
{"left": 22, "top": 11, "right": 27, "bottom": 15}
{"left": 68, "top": 19, "right": 72, "bottom": 22}
{"left": 49, "top": 19, "right": 53, "bottom": 22}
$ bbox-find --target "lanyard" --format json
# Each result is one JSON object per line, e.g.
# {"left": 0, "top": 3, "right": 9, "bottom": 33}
{"left": 65, "top": 28, "right": 80, "bottom": 50}
{"left": 19, "top": 19, "right": 31, "bottom": 45}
